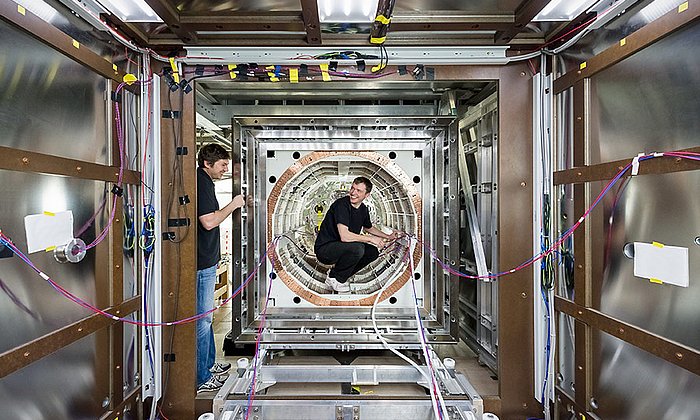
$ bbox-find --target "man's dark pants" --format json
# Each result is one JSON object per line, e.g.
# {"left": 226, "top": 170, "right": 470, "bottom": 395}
{"left": 315, "top": 242, "right": 379, "bottom": 283}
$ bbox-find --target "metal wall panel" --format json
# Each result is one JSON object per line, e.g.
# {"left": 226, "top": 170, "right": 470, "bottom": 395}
{"left": 0, "top": 170, "right": 109, "bottom": 353}
{"left": 0, "top": 19, "right": 108, "bottom": 164}
{"left": 589, "top": 24, "right": 700, "bottom": 164}
{"left": 0, "top": 334, "right": 102, "bottom": 420}
{"left": 557, "top": 0, "right": 690, "bottom": 74}
{"left": 599, "top": 170, "right": 700, "bottom": 349}
{"left": 592, "top": 331, "right": 700, "bottom": 419}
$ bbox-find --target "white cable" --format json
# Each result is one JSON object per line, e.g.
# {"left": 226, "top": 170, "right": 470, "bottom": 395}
{"left": 408, "top": 237, "right": 449, "bottom": 419}
{"left": 370, "top": 241, "right": 440, "bottom": 419}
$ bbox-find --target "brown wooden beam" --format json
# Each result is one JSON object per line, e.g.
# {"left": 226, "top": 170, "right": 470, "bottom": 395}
{"left": 159, "top": 82, "right": 197, "bottom": 420}
{"left": 494, "top": 0, "right": 550, "bottom": 43}
{"left": 143, "top": 0, "right": 198, "bottom": 43}
{"left": 0, "top": 146, "right": 140, "bottom": 185}
{"left": 556, "top": 297, "right": 700, "bottom": 376}
{"left": 179, "top": 12, "right": 304, "bottom": 32}
{"left": 0, "top": 1, "right": 126, "bottom": 83}
{"left": 300, "top": 0, "right": 322, "bottom": 45}
{"left": 554, "top": 2, "right": 700, "bottom": 93}
{"left": 0, "top": 296, "right": 140, "bottom": 378}
{"left": 553, "top": 146, "right": 700, "bottom": 185}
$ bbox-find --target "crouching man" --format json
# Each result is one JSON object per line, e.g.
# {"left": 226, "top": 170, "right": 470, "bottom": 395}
{"left": 314, "top": 176, "right": 400, "bottom": 293}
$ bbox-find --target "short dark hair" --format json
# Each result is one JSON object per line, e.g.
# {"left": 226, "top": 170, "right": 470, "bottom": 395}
{"left": 353, "top": 176, "right": 373, "bottom": 193}
{"left": 198, "top": 143, "right": 230, "bottom": 167}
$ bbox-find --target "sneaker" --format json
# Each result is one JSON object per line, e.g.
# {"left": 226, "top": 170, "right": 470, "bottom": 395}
{"left": 197, "top": 375, "right": 223, "bottom": 393}
{"left": 325, "top": 276, "right": 350, "bottom": 293}
{"left": 210, "top": 362, "right": 231, "bottom": 375}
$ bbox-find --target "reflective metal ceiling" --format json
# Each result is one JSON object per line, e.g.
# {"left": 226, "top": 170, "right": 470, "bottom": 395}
{"left": 102, "top": 0, "right": 606, "bottom": 50}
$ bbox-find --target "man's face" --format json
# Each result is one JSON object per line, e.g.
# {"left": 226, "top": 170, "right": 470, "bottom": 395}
{"left": 204, "top": 158, "right": 229, "bottom": 179}
{"left": 349, "top": 182, "right": 369, "bottom": 206}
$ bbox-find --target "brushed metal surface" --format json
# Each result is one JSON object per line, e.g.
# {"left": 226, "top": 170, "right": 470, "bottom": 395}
{"left": 0, "top": 170, "right": 107, "bottom": 353}
{"left": 0, "top": 333, "right": 102, "bottom": 419}
{"left": 599, "top": 171, "right": 700, "bottom": 349}
{"left": 593, "top": 331, "right": 700, "bottom": 419}
{"left": 589, "top": 24, "right": 700, "bottom": 164}
{"left": 0, "top": 19, "right": 108, "bottom": 165}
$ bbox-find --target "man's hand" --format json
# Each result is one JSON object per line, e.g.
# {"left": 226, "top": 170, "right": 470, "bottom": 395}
{"left": 231, "top": 194, "right": 245, "bottom": 209}
{"left": 368, "top": 235, "right": 386, "bottom": 249}
{"left": 387, "top": 230, "right": 404, "bottom": 241}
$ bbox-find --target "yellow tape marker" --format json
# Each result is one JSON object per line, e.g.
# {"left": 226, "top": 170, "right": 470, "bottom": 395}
{"left": 620, "top": 38, "right": 626, "bottom": 47}
{"left": 72, "top": 39, "right": 80, "bottom": 49}
{"left": 320, "top": 63, "right": 331, "bottom": 81}
{"left": 678, "top": 2, "right": 688, "bottom": 13}
{"left": 652, "top": 241, "right": 664, "bottom": 248}
{"left": 113, "top": 63, "right": 118, "bottom": 72}
{"left": 169, "top": 57, "right": 180, "bottom": 83}
{"left": 45, "top": 246, "right": 56, "bottom": 252}
{"left": 267, "top": 72, "right": 279, "bottom": 82}
{"left": 375, "top": 14, "right": 390, "bottom": 25}
{"left": 43, "top": 211, "right": 56, "bottom": 216}
{"left": 228, "top": 64, "right": 237, "bottom": 79}
{"left": 579, "top": 62, "right": 587, "bottom": 70}
{"left": 18, "top": 5, "right": 26, "bottom": 15}
{"left": 289, "top": 68, "right": 299, "bottom": 83}
{"left": 650, "top": 278, "right": 663, "bottom": 284}
{"left": 370, "top": 36, "right": 387, "bottom": 44}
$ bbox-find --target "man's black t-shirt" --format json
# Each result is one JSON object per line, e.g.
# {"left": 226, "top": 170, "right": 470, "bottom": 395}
{"left": 197, "top": 167, "right": 220, "bottom": 270}
{"left": 315, "top": 196, "right": 372, "bottom": 250}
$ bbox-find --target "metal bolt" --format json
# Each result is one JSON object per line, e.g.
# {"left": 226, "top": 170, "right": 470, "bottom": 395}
{"left": 694, "top": 236, "right": 700, "bottom": 246}
{"left": 590, "top": 397, "right": 599, "bottom": 409}
{"left": 618, "top": 327, "right": 624, "bottom": 334}
{"left": 676, "top": 352, "right": 683, "bottom": 360}
{"left": 76, "top": 166, "right": 82, "bottom": 172}
{"left": 21, "top": 157, "right": 29, "bottom": 164}
{"left": 520, "top": 181, "right": 526, "bottom": 187}
{"left": 254, "top": 407, "right": 259, "bottom": 412}
{"left": 521, "top": 292, "right": 527, "bottom": 299}
{"left": 23, "top": 351, "right": 30, "bottom": 357}
{"left": 102, "top": 397, "right": 110, "bottom": 408}
{"left": 578, "top": 365, "right": 583, "bottom": 371}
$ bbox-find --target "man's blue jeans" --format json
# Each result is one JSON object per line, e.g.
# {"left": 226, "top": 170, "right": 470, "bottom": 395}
{"left": 196, "top": 264, "right": 217, "bottom": 386}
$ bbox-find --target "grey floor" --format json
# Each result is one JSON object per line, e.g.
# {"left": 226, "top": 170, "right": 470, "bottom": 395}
{"left": 212, "top": 297, "right": 499, "bottom": 398}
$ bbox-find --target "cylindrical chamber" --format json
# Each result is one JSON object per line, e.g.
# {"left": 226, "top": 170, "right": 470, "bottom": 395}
{"left": 267, "top": 151, "right": 422, "bottom": 306}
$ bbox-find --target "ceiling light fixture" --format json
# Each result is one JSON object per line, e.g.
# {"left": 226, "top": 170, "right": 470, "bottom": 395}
{"left": 533, "top": 0, "right": 599, "bottom": 21}
{"left": 318, "top": 0, "right": 379, "bottom": 23}
{"left": 96, "top": 0, "right": 163, "bottom": 22}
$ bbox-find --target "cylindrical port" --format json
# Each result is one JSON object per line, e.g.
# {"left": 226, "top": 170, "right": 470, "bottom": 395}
{"left": 54, "top": 238, "right": 87, "bottom": 264}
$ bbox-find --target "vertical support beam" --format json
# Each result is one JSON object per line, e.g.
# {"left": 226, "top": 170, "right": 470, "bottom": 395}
{"left": 571, "top": 79, "right": 592, "bottom": 411}
{"left": 434, "top": 133, "right": 446, "bottom": 320}
{"left": 497, "top": 63, "right": 538, "bottom": 417}
{"left": 160, "top": 86, "right": 197, "bottom": 418}
{"left": 299, "top": 0, "right": 322, "bottom": 45}
{"left": 230, "top": 123, "right": 244, "bottom": 344}
{"left": 448, "top": 122, "right": 461, "bottom": 340}
{"left": 110, "top": 82, "right": 126, "bottom": 409}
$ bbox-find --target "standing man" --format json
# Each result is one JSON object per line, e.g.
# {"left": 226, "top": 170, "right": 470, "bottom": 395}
{"left": 196, "top": 144, "right": 245, "bottom": 392}
{"left": 314, "top": 176, "right": 400, "bottom": 293}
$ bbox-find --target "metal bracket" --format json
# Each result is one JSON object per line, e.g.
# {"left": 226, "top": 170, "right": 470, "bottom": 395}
{"left": 161, "top": 110, "right": 180, "bottom": 119}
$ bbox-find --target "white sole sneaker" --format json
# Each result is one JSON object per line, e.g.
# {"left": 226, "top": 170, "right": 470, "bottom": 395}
{"left": 325, "top": 276, "right": 350, "bottom": 293}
